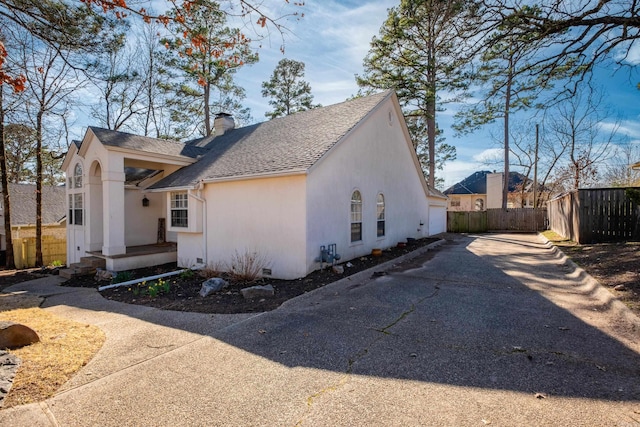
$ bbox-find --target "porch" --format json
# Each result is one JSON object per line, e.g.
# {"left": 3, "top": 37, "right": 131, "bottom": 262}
{"left": 87, "top": 242, "right": 177, "bottom": 272}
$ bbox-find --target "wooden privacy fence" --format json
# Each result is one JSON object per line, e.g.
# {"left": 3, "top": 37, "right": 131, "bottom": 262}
{"left": 447, "top": 209, "right": 547, "bottom": 233}
{"left": 12, "top": 235, "right": 67, "bottom": 269}
{"left": 547, "top": 188, "right": 640, "bottom": 244}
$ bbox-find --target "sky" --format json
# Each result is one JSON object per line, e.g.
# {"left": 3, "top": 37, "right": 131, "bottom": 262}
{"left": 71, "top": 0, "right": 640, "bottom": 190}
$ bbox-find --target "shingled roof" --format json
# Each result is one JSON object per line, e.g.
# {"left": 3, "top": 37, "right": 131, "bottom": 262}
{"left": 150, "top": 90, "right": 392, "bottom": 189}
{"left": 0, "top": 183, "right": 66, "bottom": 225}
{"left": 89, "top": 127, "right": 208, "bottom": 159}
{"left": 443, "top": 171, "right": 527, "bottom": 195}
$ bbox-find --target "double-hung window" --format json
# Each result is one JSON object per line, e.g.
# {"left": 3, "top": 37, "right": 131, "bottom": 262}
{"left": 170, "top": 192, "right": 189, "bottom": 227}
{"left": 350, "top": 190, "right": 362, "bottom": 242}
{"left": 68, "top": 163, "right": 83, "bottom": 225}
{"left": 69, "top": 193, "right": 83, "bottom": 225}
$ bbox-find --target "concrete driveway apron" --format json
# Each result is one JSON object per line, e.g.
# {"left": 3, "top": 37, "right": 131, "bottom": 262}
{"left": 1, "top": 233, "right": 639, "bottom": 426}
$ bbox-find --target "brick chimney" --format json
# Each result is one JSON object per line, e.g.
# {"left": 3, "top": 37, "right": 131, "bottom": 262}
{"left": 214, "top": 113, "right": 235, "bottom": 136}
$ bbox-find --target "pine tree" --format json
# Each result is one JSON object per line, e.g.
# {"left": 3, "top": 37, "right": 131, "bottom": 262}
{"left": 261, "top": 59, "right": 319, "bottom": 119}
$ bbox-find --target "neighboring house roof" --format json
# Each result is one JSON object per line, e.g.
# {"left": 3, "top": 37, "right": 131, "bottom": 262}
{"left": 444, "top": 171, "right": 527, "bottom": 195}
{"left": 88, "top": 127, "right": 208, "bottom": 159}
{"left": 150, "top": 90, "right": 393, "bottom": 189}
{"left": 0, "top": 183, "right": 66, "bottom": 226}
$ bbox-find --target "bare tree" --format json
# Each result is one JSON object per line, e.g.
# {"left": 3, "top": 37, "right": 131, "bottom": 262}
{"left": 545, "top": 87, "right": 617, "bottom": 190}
{"left": 603, "top": 142, "right": 640, "bottom": 187}
{"left": 10, "top": 28, "right": 84, "bottom": 266}
{"left": 471, "top": 1, "right": 640, "bottom": 88}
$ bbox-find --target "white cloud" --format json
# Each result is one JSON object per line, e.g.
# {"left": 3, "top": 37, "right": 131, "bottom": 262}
{"left": 473, "top": 148, "right": 504, "bottom": 164}
{"left": 600, "top": 119, "right": 640, "bottom": 139}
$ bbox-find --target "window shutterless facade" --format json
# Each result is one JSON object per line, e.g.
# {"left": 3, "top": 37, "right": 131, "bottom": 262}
{"left": 68, "top": 193, "right": 83, "bottom": 225}
{"left": 376, "top": 193, "right": 385, "bottom": 237}
{"left": 350, "top": 190, "right": 362, "bottom": 242}
{"left": 170, "top": 192, "right": 188, "bottom": 227}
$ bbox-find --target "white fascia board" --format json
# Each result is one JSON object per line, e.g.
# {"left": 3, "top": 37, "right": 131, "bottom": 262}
{"left": 201, "top": 169, "right": 308, "bottom": 184}
{"left": 105, "top": 146, "right": 196, "bottom": 166}
{"left": 146, "top": 185, "right": 196, "bottom": 193}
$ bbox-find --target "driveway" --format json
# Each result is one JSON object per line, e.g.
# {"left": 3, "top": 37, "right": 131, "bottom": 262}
{"left": 1, "top": 233, "right": 639, "bottom": 426}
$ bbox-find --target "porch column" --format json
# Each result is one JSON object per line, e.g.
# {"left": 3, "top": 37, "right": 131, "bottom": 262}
{"left": 102, "top": 169, "right": 126, "bottom": 256}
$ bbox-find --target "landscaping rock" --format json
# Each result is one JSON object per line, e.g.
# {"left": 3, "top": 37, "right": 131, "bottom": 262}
{"left": 614, "top": 284, "right": 627, "bottom": 291}
{"left": 332, "top": 265, "right": 344, "bottom": 274}
{"left": 0, "top": 321, "right": 39, "bottom": 350}
{"left": 241, "top": 285, "right": 274, "bottom": 299}
{"left": 199, "top": 278, "right": 229, "bottom": 297}
{"left": 95, "top": 268, "right": 115, "bottom": 282}
{"left": 0, "top": 351, "right": 21, "bottom": 408}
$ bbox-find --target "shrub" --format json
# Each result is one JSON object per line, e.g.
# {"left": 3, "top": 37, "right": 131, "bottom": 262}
{"left": 112, "top": 271, "right": 133, "bottom": 284}
{"left": 179, "top": 269, "right": 195, "bottom": 280}
{"left": 198, "top": 261, "right": 225, "bottom": 280}
{"left": 226, "top": 250, "right": 270, "bottom": 283}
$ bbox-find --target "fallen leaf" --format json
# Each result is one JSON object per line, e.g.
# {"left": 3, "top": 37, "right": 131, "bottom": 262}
{"left": 534, "top": 392, "right": 547, "bottom": 399}
{"left": 258, "top": 329, "right": 266, "bottom": 334}
{"left": 596, "top": 364, "right": 607, "bottom": 371}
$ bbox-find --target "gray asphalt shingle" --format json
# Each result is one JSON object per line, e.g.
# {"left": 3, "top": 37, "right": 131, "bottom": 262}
{"left": 89, "top": 127, "right": 207, "bottom": 159}
{"left": 0, "top": 183, "right": 66, "bottom": 225}
{"left": 150, "top": 91, "right": 392, "bottom": 189}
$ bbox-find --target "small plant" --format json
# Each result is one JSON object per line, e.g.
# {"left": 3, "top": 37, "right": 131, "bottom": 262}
{"left": 50, "top": 260, "right": 64, "bottom": 267}
{"left": 147, "top": 281, "right": 160, "bottom": 298}
{"left": 159, "top": 278, "right": 171, "bottom": 294}
{"left": 198, "top": 261, "right": 225, "bottom": 279}
{"left": 112, "top": 271, "right": 133, "bottom": 284}
{"left": 179, "top": 269, "right": 195, "bottom": 280}
{"left": 226, "top": 250, "right": 270, "bottom": 283}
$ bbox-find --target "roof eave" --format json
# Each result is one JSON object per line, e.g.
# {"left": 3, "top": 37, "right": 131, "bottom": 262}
{"left": 148, "top": 169, "right": 308, "bottom": 192}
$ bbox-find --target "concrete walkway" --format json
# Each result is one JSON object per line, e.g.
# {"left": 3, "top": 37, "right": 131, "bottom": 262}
{"left": 0, "top": 233, "right": 639, "bottom": 426}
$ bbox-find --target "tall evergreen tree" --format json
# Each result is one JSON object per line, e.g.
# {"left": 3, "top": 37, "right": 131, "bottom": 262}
{"left": 357, "top": 0, "right": 475, "bottom": 187}
{"left": 161, "top": 0, "right": 257, "bottom": 138}
{"left": 261, "top": 58, "right": 318, "bottom": 119}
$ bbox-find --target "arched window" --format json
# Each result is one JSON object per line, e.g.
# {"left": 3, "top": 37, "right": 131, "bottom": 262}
{"left": 74, "top": 163, "right": 83, "bottom": 188}
{"left": 376, "top": 193, "right": 385, "bottom": 237}
{"left": 475, "top": 198, "right": 484, "bottom": 211}
{"left": 350, "top": 190, "right": 362, "bottom": 242}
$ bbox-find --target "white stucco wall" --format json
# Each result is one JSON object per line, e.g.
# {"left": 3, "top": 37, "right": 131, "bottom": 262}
{"left": 177, "top": 175, "right": 307, "bottom": 279}
{"left": 306, "top": 96, "right": 431, "bottom": 271}
{"left": 124, "top": 189, "right": 166, "bottom": 247}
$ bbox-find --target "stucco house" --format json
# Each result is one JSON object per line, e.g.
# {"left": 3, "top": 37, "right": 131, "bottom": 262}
{"left": 62, "top": 90, "right": 447, "bottom": 279}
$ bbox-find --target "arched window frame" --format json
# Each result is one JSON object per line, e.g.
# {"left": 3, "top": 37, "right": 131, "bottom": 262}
{"left": 376, "top": 193, "right": 385, "bottom": 238}
{"left": 350, "top": 190, "right": 362, "bottom": 243}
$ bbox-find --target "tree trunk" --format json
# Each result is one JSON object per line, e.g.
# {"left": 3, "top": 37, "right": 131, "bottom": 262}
{"left": 35, "top": 109, "right": 43, "bottom": 267}
{"left": 0, "top": 85, "right": 15, "bottom": 268}
{"left": 426, "top": 22, "right": 436, "bottom": 189}
{"left": 204, "top": 81, "right": 211, "bottom": 136}
{"left": 502, "top": 56, "right": 514, "bottom": 210}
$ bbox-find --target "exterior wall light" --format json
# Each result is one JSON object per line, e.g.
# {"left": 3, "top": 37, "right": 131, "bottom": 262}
{"left": 142, "top": 196, "right": 150, "bottom": 207}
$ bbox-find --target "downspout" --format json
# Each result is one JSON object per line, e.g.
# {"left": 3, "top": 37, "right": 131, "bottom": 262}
{"left": 188, "top": 181, "right": 207, "bottom": 267}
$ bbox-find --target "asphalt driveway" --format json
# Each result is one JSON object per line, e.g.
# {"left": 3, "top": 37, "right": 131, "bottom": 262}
{"left": 1, "top": 233, "right": 639, "bottom": 426}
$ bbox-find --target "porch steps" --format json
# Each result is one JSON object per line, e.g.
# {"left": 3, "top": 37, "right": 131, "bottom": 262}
{"left": 59, "top": 257, "right": 106, "bottom": 279}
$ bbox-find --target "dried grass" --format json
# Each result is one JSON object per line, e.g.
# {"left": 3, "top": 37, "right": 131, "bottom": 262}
{"left": 0, "top": 300, "right": 105, "bottom": 407}
{"left": 226, "top": 250, "right": 270, "bottom": 283}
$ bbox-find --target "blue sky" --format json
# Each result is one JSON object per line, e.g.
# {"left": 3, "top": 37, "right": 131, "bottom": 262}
{"left": 67, "top": 0, "right": 640, "bottom": 189}
{"left": 229, "top": 0, "right": 640, "bottom": 190}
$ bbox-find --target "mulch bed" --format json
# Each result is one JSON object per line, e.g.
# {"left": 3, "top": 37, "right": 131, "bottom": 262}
{"left": 62, "top": 238, "right": 439, "bottom": 314}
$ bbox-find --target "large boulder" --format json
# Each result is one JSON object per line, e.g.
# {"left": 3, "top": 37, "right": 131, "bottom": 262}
{"left": 0, "top": 322, "right": 39, "bottom": 350}
{"left": 241, "top": 285, "right": 274, "bottom": 300}
{"left": 199, "top": 278, "right": 229, "bottom": 297}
